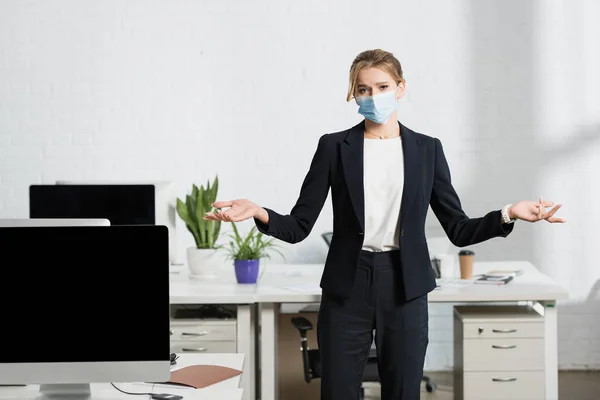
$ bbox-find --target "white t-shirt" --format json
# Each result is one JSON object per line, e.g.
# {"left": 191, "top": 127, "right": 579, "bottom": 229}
{"left": 362, "top": 137, "right": 404, "bottom": 252}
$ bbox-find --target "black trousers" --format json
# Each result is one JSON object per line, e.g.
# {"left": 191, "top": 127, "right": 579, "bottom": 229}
{"left": 317, "top": 250, "right": 429, "bottom": 400}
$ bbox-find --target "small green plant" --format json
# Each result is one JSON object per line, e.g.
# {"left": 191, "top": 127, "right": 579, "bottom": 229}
{"left": 176, "top": 176, "right": 221, "bottom": 249}
{"left": 226, "top": 222, "right": 283, "bottom": 261}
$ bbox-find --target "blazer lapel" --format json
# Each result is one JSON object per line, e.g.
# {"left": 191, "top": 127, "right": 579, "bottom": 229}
{"left": 399, "top": 123, "right": 425, "bottom": 227}
{"left": 341, "top": 121, "right": 366, "bottom": 231}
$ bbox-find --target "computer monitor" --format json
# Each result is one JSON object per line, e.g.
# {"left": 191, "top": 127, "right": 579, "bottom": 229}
{"left": 55, "top": 180, "right": 179, "bottom": 264}
{"left": 29, "top": 184, "right": 155, "bottom": 226}
{"left": 0, "top": 225, "right": 170, "bottom": 399}
{"left": 0, "top": 218, "right": 110, "bottom": 227}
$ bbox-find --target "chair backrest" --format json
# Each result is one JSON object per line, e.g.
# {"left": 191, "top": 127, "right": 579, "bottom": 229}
{"left": 321, "top": 232, "right": 333, "bottom": 247}
{"left": 290, "top": 317, "right": 315, "bottom": 383}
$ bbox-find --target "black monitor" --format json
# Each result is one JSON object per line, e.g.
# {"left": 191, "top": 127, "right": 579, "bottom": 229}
{"left": 0, "top": 225, "right": 170, "bottom": 397}
{"left": 29, "top": 184, "right": 155, "bottom": 225}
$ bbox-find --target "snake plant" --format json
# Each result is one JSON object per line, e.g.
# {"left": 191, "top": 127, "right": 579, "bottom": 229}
{"left": 176, "top": 176, "right": 221, "bottom": 249}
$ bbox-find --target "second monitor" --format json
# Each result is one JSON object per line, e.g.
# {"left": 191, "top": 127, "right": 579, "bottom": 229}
{"left": 29, "top": 184, "right": 155, "bottom": 226}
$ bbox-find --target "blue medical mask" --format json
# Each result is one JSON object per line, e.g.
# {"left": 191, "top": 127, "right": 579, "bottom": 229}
{"left": 356, "top": 90, "right": 399, "bottom": 124}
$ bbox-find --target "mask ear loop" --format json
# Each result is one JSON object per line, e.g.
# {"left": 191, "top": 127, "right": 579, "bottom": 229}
{"left": 395, "top": 79, "right": 406, "bottom": 101}
{"left": 394, "top": 82, "right": 402, "bottom": 101}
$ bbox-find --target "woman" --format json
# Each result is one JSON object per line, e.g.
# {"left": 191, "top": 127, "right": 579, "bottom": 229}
{"left": 204, "top": 49, "right": 565, "bottom": 400}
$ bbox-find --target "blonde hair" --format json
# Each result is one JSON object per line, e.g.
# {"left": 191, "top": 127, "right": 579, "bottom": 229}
{"left": 346, "top": 49, "right": 405, "bottom": 101}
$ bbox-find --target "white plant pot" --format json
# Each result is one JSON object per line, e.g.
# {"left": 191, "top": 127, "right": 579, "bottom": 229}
{"left": 186, "top": 247, "right": 222, "bottom": 279}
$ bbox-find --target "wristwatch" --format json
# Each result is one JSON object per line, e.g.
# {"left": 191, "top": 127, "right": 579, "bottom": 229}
{"left": 501, "top": 204, "right": 516, "bottom": 224}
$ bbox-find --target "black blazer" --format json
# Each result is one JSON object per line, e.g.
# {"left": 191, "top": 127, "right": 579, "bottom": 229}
{"left": 255, "top": 121, "right": 514, "bottom": 300}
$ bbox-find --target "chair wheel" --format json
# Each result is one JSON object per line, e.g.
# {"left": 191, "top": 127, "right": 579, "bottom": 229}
{"left": 426, "top": 382, "right": 436, "bottom": 392}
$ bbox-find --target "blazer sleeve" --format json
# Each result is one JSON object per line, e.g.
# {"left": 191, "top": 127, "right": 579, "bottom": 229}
{"left": 429, "top": 138, "right": 514, "bottom": 247}
{"left": 253, "top": 134, "right": 331, "bottom": 244}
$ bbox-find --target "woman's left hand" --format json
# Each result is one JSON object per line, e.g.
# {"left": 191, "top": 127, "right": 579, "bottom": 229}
{"left": 509, "top": 198, "right": 565, "bottom": 223}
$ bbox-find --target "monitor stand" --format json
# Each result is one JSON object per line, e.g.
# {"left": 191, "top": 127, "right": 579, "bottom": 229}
{"left": 38, "top": 383, "right": 91, "bottom": 400}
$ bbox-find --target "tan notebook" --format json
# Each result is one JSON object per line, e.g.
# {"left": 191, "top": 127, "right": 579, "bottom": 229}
{"left": 167, "top": 365, "right": 242, "bottom": 389}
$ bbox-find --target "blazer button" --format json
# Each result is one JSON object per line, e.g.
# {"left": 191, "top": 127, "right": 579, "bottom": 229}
{"left": 359, "top": 232, "right": 364, "bottom": 236}
{"left": 401, "top": 229, "right": 404, "bottom": 238}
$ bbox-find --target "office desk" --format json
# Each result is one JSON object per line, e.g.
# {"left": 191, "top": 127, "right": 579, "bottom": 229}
{"left": 169, "top": 266, "right": 256, "bottom": 305}
{"left": 0, "top": 353, "right": 245, "bottom": 400}
{"left": 254, "top": 261, "right": 569, "bottom": 400}
{"left": 169, "top": 267, "right": 256, "bottom": 400}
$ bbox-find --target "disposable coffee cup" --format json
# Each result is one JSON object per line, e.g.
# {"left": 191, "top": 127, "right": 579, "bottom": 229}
{"left": 458, "top": 249, "right": 475, "bottom": 279}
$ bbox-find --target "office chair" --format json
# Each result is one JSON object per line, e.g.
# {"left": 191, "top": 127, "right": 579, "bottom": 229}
{"left": 314, "top": 231, "right": 437, "bottom": 395}
{"left": 321, "top": 232, "right": 333, "bottom": 246}
{"left": 291, "top": 316, "right": 379, "bottom": 399}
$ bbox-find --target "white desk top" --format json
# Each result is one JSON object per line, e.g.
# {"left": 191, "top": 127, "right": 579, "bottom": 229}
{"left": 430, "top": 261, "right": 569, "bottom": 302}
{"left": 0, "top": 353, "right": 244, "bottom": 400}
{"left": 251, "top": 261, "right": 569, "bottom": 303}
{"left": 168, "top": 261, "right": 569, "bottom": 304}
{"left": 169, "top": 266, "right": 256, "bottom": 304}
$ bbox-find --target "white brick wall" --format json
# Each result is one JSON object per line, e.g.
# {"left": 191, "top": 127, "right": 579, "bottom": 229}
{"left": 1, "top": 0, "right": 598, "bottom": 370}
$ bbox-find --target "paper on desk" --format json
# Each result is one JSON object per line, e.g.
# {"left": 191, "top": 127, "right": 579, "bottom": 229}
{"left": 279, "top": 283, "right": 322, "bottom": 293}
{"left": 435, "top": 278, "right": 473, "bottom": 289}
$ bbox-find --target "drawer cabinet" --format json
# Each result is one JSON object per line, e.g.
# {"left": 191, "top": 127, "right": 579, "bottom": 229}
{"left": 454, "top": 305, "right": 545, "bottom": 400}
{"left": 463, "top": 371, "right": 545, "bottom": 400}
{"left": 463, "top": 338, "right": 544, "bottom": 371}
{"left": 170, "top": 340, "right": 237, "bottom": 354}
{"left": 170, "top": 319, "right": 237, "bottom": 355}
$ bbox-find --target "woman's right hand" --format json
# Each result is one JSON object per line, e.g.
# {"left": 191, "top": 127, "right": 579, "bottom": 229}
{"left": 203, "top": 198, "right": 269, "bottom": 224}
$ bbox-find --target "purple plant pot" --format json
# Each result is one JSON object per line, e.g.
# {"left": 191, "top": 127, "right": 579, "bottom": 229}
{"left": 234, "top": 259, "right": 260, "bottom": 284}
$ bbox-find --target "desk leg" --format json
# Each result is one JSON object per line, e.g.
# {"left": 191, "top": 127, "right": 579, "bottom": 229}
{"left": 542, "top": 301, "right": 558, "bottom": 400}
{"left": 237, "top": 304, "right": 256, "bottom": 400}
{"left": 260, "top": 302, "right": 279, "bottom": 400}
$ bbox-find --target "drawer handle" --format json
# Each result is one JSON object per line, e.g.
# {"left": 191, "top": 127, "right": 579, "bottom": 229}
{"left": 181, "top": 332, "right": 208, "bottom": 337}
{"left": 492, "top": 329, "right": 517, "bottom": 333}
{"left": 492, "top": 377, "right": 517, "bottom": 382}
{"left": 182, "top": 347, "right": 207, "bottom": 352}
{"left": 492, "top": 344, "right": 517, "bottom": 349}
